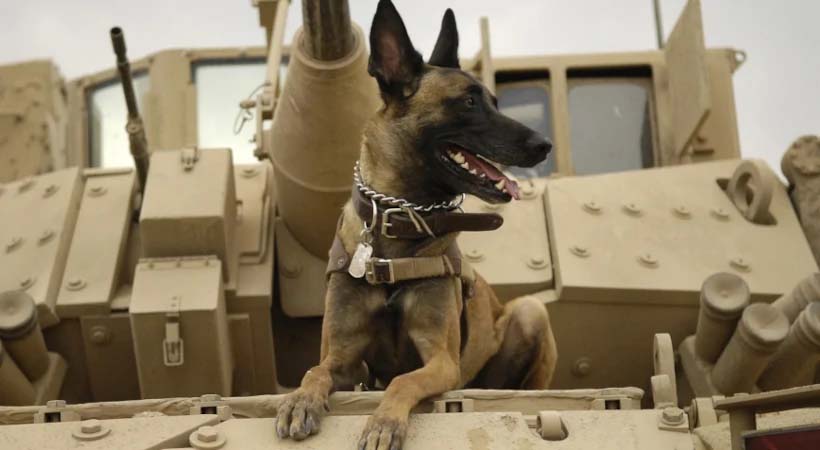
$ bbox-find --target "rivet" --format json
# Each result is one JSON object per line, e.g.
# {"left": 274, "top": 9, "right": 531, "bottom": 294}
{"left": 5, "top": 236, "right": 23, "bottom": 252}
{"left": 572, "top": 357, "right": 592, "bottom": 377}
{"left": 19, "top": 276, "right": 35, "bottom": 290}
{"left": 18, "top": 178, "right": 35, "bottom": 193}
{"left": 89, "top": 326, "right": 111, "bottom": 345}
{"left": 672, "top": 205, "right": 691, "bottom": 219}
{"left": 527, "top": 254, "right": 548, "bottom": 270}
{"left": 465, "top": 249, "right": 484, "bottom": 262}
{"left": 661, "top": 407, "right": 685, "bottom": 425}
{"left": 42, "top": 184, "right": 59, "bottom": 198}
{"left": 711, "top": 207, "right": 730, "bottom": 221}
{"left": 38, "top": 229, "right": 55, "bottom": 244}
{"left": 240, "top": 167, "right": 259, "bottom": 178}
{"left": 520, "top": 182, "right": 537, "bottom": 199}
{"left": 66, "top": 278, "right": 86, "bottom": 291}
{"left": 622, "top": 202, "right": 642, "bottom": 216}
{"left": 730, "top": 257, "right": 750, "bottom": 272}
{"left": 569, "top": 245, "right": 590, "bottom": 258}
{"left": 88, "top": 185, "right": 107, "bottom": 197}
{"left": 281, "top": 263, "right": 302, "bottom": 278}
{"left": 638, "top": 252, "right": 659, "bottom": 268}
{"left": 582, "top": 201, "right": 602, "bottom": 214}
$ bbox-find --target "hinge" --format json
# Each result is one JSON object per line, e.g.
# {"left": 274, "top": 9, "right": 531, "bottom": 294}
{"left": 162, "top": 296, "right": 184, "bottom": 367}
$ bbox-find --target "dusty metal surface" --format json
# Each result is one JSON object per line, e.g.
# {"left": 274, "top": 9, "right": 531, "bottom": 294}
{"left": 1, "top": 0, "right": 819, "bottom": 449}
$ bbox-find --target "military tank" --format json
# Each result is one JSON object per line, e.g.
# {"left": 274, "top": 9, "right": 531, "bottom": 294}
{"left": 0, "top": 0, "right": 818, "bottom": 448}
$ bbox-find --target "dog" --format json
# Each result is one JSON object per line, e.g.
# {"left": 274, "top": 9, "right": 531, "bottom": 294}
{"left": 275, "top": 1, "right": 557, "bottom": 449}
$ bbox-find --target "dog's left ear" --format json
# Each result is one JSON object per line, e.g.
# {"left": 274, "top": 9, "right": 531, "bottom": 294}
{"left": 369, "top": 0, "right": 424, "bottom": 99}
{"left": 429, "top": 9, "right": 460, "bottom": 69}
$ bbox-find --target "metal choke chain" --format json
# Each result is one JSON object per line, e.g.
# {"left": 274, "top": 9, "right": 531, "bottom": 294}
{"left": 353, "top": 161, "right": 464, "bottom": 213}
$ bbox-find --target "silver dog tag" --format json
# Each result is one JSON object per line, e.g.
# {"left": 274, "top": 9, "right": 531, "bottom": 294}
{"left": 348, "top": 242, "right": 373, "bottom": 278}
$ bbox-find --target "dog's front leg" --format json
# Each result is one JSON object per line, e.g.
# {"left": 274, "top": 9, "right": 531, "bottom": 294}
{"left": 276, "top": 273, "right": 378, "bottom": 441}
{"left": 359, "top": 278, "right": 462, "bottom": 450}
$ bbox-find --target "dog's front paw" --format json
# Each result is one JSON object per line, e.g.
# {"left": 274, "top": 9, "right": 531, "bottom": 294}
{"left": 358, "top": 413, "right": 408, "bottom": 450}
{"left": 275, "top": 388, "right": 328, "bottom": 441}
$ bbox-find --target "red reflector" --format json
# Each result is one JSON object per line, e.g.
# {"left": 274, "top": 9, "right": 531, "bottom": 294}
{"left": 744, "top": 425, "right": 820, "bottom": 450}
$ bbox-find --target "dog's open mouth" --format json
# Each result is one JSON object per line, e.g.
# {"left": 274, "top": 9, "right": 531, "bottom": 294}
{"left": 439, "top": 146, "right": 520, "bottom": 200}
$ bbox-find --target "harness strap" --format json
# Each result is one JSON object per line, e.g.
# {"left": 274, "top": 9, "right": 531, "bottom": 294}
{"left": 327, "top": 234, "right": 473, "bottom": 287}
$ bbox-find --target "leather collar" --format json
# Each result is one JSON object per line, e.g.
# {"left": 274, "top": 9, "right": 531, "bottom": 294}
{"left": 351, "top": 184, "right": 503, "bottom": 240}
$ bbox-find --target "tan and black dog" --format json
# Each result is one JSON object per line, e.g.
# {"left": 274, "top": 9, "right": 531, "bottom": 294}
{"left": 276, "top": 1, "right": 557, "bottom": 449}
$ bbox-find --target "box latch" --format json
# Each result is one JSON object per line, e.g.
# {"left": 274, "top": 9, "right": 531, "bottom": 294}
{"left": 162, "top": 296, "right": 184, "bottom": 366}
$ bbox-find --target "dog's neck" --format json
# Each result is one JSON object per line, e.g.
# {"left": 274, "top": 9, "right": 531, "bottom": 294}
{"left": 358, "top": 125, "right": 457, "bottom": 207}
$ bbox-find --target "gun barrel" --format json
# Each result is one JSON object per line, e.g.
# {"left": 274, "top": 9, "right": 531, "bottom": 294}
{"left": 109, "top": 26, "right": 149, "bottom": 192}
{"left": 301, "top": 0, "right": 354, "bottom": 61}
{"left": 110, "top": 27, "right": 140, "bottom": 118}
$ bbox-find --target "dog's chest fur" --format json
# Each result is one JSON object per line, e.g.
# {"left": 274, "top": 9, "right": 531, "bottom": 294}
{"left": 362, "top": 291, "right": 424, "bottom": 384}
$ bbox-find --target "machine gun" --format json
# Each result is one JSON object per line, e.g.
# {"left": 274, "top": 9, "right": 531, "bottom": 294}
{"left": 110, "top": 26, "right": 149, "bottom": 194}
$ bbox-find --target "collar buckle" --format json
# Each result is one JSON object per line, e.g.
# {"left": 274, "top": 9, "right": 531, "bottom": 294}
{"left": 380, "top": 208, "right": 403, "bottom": 239}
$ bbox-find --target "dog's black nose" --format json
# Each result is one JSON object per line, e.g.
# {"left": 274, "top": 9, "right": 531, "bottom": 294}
{"left": 528, "top": 135, "right": 552, "bottom": 155}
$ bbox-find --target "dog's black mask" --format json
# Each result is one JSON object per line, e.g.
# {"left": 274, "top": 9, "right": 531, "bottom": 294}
{"left": 369, "top": 0, "right": 551, "bottom": 203}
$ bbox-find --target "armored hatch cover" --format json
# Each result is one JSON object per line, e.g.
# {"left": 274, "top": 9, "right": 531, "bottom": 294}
{"left": 544, "top": 158, "right": 818, "bottom": 305}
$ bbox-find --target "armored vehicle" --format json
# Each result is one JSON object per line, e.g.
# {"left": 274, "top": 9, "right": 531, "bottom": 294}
{"left": 1, "top": 0, "right": 819, "bottom": 449}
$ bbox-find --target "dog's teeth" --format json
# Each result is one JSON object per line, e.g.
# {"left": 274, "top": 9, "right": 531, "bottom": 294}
{"left": 502, "top": 187, "right": 508, "bottom": 193}
{"left": 495, "top": 180, "right": 505, "bottom": 190}
{"left": 452, "top": 152, "right": 466, "bottom": 164}
{"left": 479, "top": 173, "right": 486, "bottom": 178}
{"left": 469, "top": 169, "right": 478, "bottom": 175}
{"left": 460, "top": 162, "right": 470, "bottom": 170}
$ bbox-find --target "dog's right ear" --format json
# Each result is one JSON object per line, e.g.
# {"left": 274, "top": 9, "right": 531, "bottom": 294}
{"left": 368, "top": 0, "right": 424, "bottom": 100}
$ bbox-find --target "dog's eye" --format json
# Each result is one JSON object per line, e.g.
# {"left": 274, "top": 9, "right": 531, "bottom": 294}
{"left": 465, "top": 97, "right": 475, "bottom": 108}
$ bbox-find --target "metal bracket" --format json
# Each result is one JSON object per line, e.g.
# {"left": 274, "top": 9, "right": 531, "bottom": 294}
{"left": 180, "top": 147, "right": 200, "bottom": 171}
{"left": 433, "top": 398, "right": 475, "bottom": 413}
{"left": 189, "top": 393, "right": 233, "bottom": 421}
{"left": 34, "top": 400, "right": 80, "bottom": 423}
{"left": 162, "top": 296, "right": 184, "bottom": 367}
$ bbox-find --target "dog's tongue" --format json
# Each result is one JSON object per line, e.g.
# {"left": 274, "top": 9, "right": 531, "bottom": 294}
{"left": 460, "top": 150, "right": 521, "bottom": 200}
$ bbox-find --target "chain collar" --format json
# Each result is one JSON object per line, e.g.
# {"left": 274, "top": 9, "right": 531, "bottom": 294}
{"left": 353, "top": 161, "right": 464, "bottom": 213}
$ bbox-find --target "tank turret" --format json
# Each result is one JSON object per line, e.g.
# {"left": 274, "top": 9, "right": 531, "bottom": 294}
{"left": 269, "top": 0, "right": 380, "bottom": 258}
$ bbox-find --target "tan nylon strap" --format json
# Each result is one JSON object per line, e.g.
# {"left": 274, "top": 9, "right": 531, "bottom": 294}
{"left": 366, "top": 254, "right": 457, "bottom": 284}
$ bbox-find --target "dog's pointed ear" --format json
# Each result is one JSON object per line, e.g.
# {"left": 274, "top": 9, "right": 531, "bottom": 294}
{"left": 429, "top": 9, "right": 460, "bottom": 69}
{"left": 368, "top": 0, "right": 424, "bottom": 99}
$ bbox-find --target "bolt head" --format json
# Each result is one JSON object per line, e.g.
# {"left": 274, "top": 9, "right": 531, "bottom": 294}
{"left": 88, "top": 186, "right": 107, "bottom": 197}
{"left": 197, "top": 426, "right": 219, "bottom": 442}
{"left": 241, "top": 167, "right": 259, "bottom": 178}
{"left": 6, "top": 236, "right": 22, "bottom": 252}
{"left": 43, "top": 184, "right": 58, "bottom": 198}
{"left": 19, "top": 276, "right": 35, "bottom": 289}
{"left": 662, "top": 407, "right": 685, "bottom": 425}
{"left": 66, "top": 277, "right": 86, "bottom": 291}
{"left": 583, "top": 201, "right": 602, "bottom": 214}
{"left": 465, "top": 249, "right": 484, "bottom": 261}
{"left": 89, "top": 326, "right": 111, "bottom": 345}
{"left": 570, "top": 245, "right": 590, "bottom": 258}
{"left": 572, "top": 358, "right": 592, "bottom": 377}
{"left": 81, "top": 419, "right": 102, "bottom": 434}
